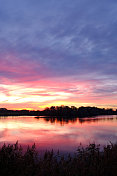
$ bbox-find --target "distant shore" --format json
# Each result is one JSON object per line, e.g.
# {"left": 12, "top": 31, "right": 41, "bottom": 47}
{"left": 0, "top": 106, "right": 117, "bottom": 118}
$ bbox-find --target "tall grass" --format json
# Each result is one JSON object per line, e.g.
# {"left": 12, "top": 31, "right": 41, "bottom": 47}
{"left": 0, "top": 142, "right": 117, "bottom": 176}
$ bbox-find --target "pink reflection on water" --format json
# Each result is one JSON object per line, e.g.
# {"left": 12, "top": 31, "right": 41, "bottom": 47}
{"left": 0, "top": 115, "right": 117, "bottom": 153}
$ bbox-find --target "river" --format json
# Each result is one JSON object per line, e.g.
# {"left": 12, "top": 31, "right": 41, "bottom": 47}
{"left": 0, "top": 115, "right": 117, "bottom": 153}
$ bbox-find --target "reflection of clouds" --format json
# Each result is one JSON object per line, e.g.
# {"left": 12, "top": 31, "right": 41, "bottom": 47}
{"left": 90, "top": 127, "right": 117, "bottom": 145}
{"left": 95, "top": 133, "right": 117, "bottom": 140}
{"left": 0, "top": 129, "right": 7, "bottom": 138}
{"left": 0, "top": 116, "right": 117, "bottom": 152}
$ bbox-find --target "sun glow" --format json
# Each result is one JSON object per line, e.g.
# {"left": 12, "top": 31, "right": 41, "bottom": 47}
{"left": 0, "top": 78, "right": 117, "bottom": 110}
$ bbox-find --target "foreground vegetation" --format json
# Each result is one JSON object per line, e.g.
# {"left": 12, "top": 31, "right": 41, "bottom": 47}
{"left": 0, "top": 142, "right": 117, "bottom": 176}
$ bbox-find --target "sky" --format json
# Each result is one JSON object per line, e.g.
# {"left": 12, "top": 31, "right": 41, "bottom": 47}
{"left": 0, "top": 0, "right": 117, "bottom": 110}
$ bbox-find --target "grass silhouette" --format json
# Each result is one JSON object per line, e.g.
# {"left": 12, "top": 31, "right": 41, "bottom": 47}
{"left": 0, "top": 142, "right": 117, "bottom": 176}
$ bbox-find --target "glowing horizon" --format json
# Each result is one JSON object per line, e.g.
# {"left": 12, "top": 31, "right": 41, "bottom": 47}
{"left": 0, "top": 78, "right": 117, "bottom": 110}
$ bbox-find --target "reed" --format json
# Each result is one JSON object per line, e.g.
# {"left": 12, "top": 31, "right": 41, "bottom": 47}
{"left": 0, "top": 142, "right": 117, "bottom": 176}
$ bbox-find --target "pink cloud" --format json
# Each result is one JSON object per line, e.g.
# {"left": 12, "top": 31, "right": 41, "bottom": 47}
{"left": 0, "top": 53, "right": 117, "bottom": 110}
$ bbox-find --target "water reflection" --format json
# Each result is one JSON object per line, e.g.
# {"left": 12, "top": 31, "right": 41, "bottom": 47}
{"left": 0, "top": 115, "right": 117, "bottom": 153}
{"left": 35, "top": 115, "right": 117, "bottom": 125}
{"left": 36, "top": 116, "right": 78, "bottom": 126}
{"left": 78, "top": 115, "right": 117, "bottom": 124}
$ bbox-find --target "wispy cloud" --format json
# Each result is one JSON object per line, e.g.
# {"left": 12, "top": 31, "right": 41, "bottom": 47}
{"left": 0, "top": 0, "right": 117, "bottom": 109}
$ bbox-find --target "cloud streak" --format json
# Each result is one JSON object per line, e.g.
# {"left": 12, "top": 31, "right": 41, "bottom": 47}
{"left": 0, "top": 0, "right": 117, "bottom": 109}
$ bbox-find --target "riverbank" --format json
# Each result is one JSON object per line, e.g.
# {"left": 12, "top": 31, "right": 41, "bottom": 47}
{"left": 0, "top": 142, "right": 117, "bottom": 176}
{"left": 0, "top": 106, "right": 117, "bottom": 118}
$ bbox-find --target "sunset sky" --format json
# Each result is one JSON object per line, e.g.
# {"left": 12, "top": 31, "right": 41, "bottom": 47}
{"left": 0, "top": 0, "right": 117, "bottom": 110}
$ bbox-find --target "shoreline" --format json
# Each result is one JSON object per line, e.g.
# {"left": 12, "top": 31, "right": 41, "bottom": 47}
{"left": 0, "top": 106, "right": 117, "bottom": 118}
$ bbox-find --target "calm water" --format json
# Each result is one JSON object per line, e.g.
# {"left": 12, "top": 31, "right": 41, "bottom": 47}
{"left": 0, "top": 115, "right": 117, "bottom": 153}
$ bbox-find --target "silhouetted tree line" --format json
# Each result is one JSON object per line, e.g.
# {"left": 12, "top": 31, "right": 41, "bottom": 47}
{"left": 0, "top": 106, "right": 117, "bottom": 118}
{"left": 43, "top": 106, "right": 117, "bottom": 117}
{"left": 0, "top": 108, "right": 40, "bottom": 116}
